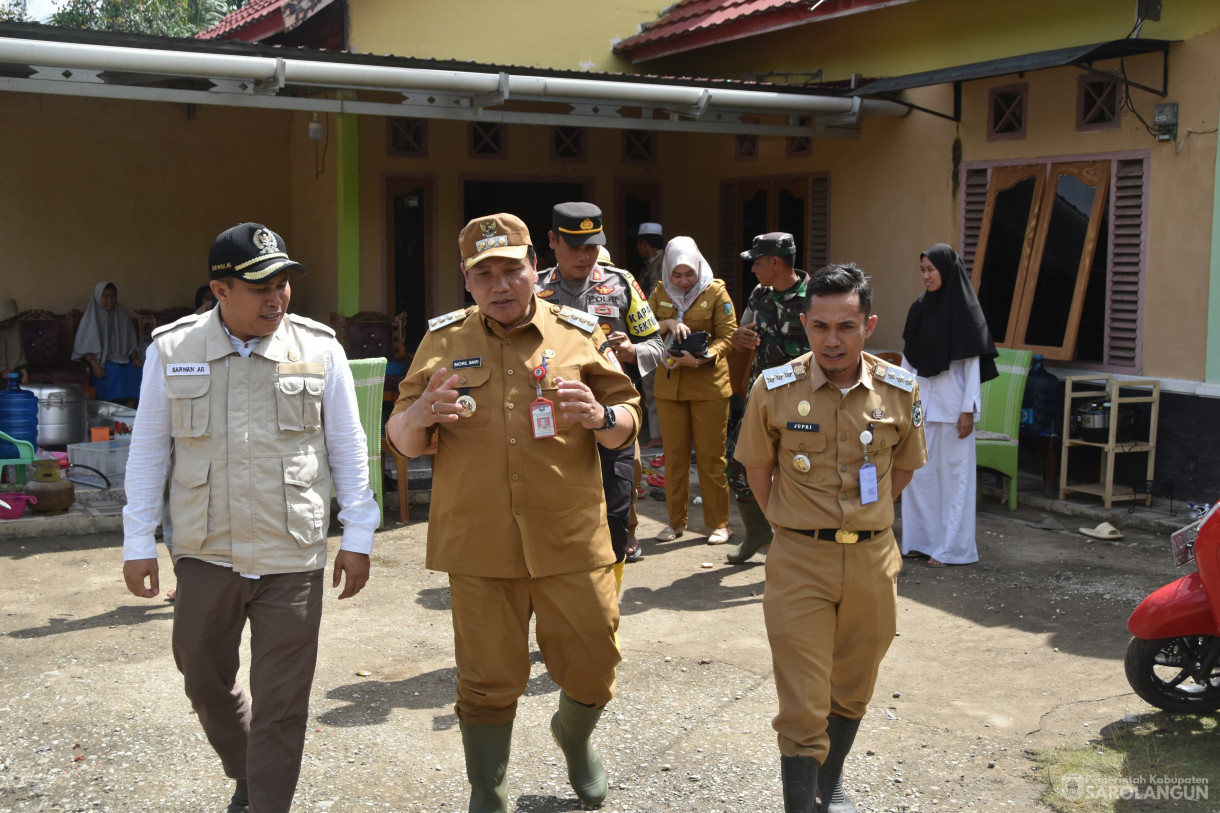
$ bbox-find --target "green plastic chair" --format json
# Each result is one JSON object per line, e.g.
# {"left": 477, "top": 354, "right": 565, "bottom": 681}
{"left": 347, "top": 356, "right": 387, "bottom": 529}
{"left": 975, "top": 348, "right": 1033, "bottom": 511}
{"left": 0, "top": 429, "right": 36, "bottom": 487}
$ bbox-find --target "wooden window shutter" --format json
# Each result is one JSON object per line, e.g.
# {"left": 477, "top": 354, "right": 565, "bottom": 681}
{"left": 719, "top": 181, "right": 740, "bottom": 298}
{"left": 1106, "top": 158, "right": 1147, "bottom": 369}
{"left": 806, "top": 174, "right": 830, "bottom": 270}
{"left": 959, "top": 167, "right": 989, "bottom": 274}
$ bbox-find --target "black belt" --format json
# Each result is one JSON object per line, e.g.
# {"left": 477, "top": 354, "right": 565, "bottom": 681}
{"left": 791, "top": 528, "right": 883, "bottom": 543}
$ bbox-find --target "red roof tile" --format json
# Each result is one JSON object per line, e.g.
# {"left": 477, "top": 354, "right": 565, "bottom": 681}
{"left": 616, "top": 0, "right": 913, "bottom": 61}
{"left": 199, "top": 0, "right": 286, "bottom": 41}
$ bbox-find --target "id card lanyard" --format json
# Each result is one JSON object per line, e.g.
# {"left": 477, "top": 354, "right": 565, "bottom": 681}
{"left": 530, "top": 358, "right": 557, "bottom": 439}
{"left": 858, "top": 424, "right": 879, "bottom": 505}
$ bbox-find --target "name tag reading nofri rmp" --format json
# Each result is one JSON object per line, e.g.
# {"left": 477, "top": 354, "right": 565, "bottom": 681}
{"left": 786, "top": 422, "right": 819, "bottom": 432}
{"left": 167, "top": 363, "right": 209, "bottom": 376}
{"left": 452, "top": 357, "right": 482, "bottom": 369}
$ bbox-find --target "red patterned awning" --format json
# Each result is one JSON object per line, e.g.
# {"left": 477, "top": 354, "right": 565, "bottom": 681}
{"left": 200, "top": 0, "right": 332, "bottom": 42}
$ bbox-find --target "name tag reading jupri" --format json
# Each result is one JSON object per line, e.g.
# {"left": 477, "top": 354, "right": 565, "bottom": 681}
{"left": 167, "top": 363, "right": 210, "bottom": 376}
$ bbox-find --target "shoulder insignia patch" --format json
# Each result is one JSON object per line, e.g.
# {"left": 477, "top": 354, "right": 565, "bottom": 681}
{"left": 558, "top": 305, "right": 597, "bottom": 333}
{"left": 881, "top": 365, "right": 915, "bottom": 392}
{"left": 630, "top": 279, "right": 647, "bottom": 300}
{"left": 428, "top": 309, "right": 468, "bottom": 332}
{"left": 912, "top": 399, "right": 924, "bottom": 427}
{"left": 762, "top": 363, "right": 797, "bottom": 390}
{"left": 591, "top": 268, "right": 604, "bottom": 282}
{"left": 537, "top": 288, "right": 555, "bottom": 299}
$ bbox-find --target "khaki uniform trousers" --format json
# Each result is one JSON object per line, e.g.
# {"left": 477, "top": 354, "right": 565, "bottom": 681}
{"left": 172, "top": 558, "right": 324, "bottom": 813}
{"left": 450, "top": 566, "right": 621, "bottom": 726}
{"left": 763, "top": 527, "right": 902, "bottom": 761}
{"left": 656, "top": 396, "right": 731, "bottom": 531}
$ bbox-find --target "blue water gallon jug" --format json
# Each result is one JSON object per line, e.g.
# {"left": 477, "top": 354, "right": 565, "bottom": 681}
{"left": 1021, "top": 355, "right": 1064, "bottom": 435}
{"left": 0, "top": 373, "right": 39, "bottom": 459}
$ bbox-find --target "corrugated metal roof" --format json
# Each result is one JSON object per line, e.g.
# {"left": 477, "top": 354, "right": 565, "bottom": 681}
{"left": 620, "top": 0, "right": 804, "bottom": 51}
{"left": 199, "top": 0, "right": 285, "bottom": 40}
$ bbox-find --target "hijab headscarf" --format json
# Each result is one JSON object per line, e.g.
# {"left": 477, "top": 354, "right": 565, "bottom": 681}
{"left": 72, "top": 281, "right": 138, "bottom": 364}
{"left": 0, "top": 298, "right": 26, "bottom": 374}
{"left": 902, "top": 243, "right": 998, "bottom": 383}
{"left": 661, "top": 236, "right": 715, "bottom": 323}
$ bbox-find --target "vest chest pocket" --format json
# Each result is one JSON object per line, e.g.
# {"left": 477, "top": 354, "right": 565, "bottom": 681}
{"left": 169, "top": 455, "right": 211, "bottom": 548}
{"left": 283, "top": 452, "right": 329, "bottom": 547}
{"left": 276, "top": 373, "right": 325, "bottom": 432}
{"left": 450, "top": 363, "right": 493, "bottom": 428}
{"left": 165, "top": 375, "right": 211, "bottom": 438}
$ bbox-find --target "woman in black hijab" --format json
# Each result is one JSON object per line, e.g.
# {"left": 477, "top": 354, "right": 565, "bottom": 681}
{"left": 900, "top": 243, "right": 997, "bottom": 566}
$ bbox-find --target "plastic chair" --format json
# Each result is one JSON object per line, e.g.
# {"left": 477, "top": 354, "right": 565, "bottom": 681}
{"left": 975, "top": 348, "right": 1033, "bottom": 511}
{"left": 0, "top": 429, "right": 36, "bottom": 487}
{"left": 347, "top": 357, "right": 387, "bottom": 528}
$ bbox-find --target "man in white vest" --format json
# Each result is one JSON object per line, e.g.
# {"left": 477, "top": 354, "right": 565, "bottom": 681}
{"left": 121, "top": 222, "right": 379, "bottom": 813}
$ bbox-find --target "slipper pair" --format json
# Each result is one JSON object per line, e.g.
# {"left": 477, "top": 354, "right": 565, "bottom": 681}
{"left": 651, "top": 453, "right": 665, "bottom": 467}
{"left": 646, "top": 474, "right": 665, "bottom": 488}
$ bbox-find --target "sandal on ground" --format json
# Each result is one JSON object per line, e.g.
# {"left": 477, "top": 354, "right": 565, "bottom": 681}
{"left": 902, "top": 551, "right": 928, "bottom": 560}
{"left": 636, "top": 486, "right": 648, "bottom": 500}
{"left": 656, "top": 524, "right": 686, "bottom": 542}
{"left": 926, "top": 558, "right": 947, "bottom": 568}
{"left": 624, "top": 537, "right": 644, "bottom": 563}
{"left": 646, "top": 474, "right": 666, "bottom": 488}
{"left": 707, "top": 527, "right": 733, "bottom": 545}
{"left": 651, "top": 453, "right": 665, "bottom": 467}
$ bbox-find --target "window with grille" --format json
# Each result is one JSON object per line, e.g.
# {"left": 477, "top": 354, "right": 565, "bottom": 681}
{"left": 623, "top": 130, "right": 654, "bottom": 163}
{"left": 1078, "top": 76, "right": 1121, "bottom": 132}
{"left": 988, "top": 83, "right": 1028, "bottom": 141}
{"left": 736, "top": 133, "right": 758, "bottom": 160}
{"left": 387, "top": 118, "right": 427, "bottom": 157}
{"left": 787, "top": 117, "right": 812, "bottom": 157}
{"left": 961, "top": 156, "right": 1147, "bottom": 369}
{"left": 552, "top": 126, "right": 586, "bottom": 161}
{"left": 470, "top": 121, "right": 506, "bottom": 158}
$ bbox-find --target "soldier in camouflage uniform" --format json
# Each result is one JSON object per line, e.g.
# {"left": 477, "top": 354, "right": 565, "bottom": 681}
{"left": 725, "top": 232, "right": 811, "bottom": 564}
{"left": 537, "top": 203, "right": 664, "bottom": 569}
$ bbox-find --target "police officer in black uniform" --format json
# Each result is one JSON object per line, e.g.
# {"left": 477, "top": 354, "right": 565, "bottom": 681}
{"left": 537, "top": 203, "right": 664, "bottom": 570}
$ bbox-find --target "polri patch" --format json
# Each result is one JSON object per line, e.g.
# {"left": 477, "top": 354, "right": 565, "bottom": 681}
{"left": 167, "top": 363, "right": 209, "bottom": 376}
{"left": 786, "top": 422, "right": 819, "bottom": 432}
{"left": 452, "top": 357, "right": 481, "bottom": 369}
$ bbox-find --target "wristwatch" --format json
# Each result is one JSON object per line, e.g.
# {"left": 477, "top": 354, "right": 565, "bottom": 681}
{"left": 593, "top": 404, "right": 616, "bottom": 432}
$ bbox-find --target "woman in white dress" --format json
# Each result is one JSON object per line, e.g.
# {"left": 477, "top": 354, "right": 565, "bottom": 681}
{"left": 900, "top": 244, "right": 998, "bottom": 566}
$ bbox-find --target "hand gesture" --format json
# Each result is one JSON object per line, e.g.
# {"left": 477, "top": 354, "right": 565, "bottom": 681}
{"left": 555, "top": 377, "right": 607, "bottom": 429}
{"left": 731, "top": 321, "right": 760, "bottom": 351}
{"left": 415, "top": 367, "right": 461, "bottom": 426}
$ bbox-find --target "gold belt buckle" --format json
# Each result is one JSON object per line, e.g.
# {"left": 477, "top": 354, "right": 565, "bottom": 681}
{"left": 834, "top": 529, "right": 859, "bottom": 545}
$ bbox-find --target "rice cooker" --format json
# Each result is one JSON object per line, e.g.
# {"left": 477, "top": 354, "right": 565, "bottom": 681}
{"left": 23, "top": 382, "right": 89, "bottom": 446}
{"left": 1073, "top": 399, "right": 1134, "bottom": 444}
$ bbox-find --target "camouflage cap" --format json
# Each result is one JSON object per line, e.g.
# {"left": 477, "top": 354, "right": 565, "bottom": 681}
{"left": 741, "top": 232, "right": 797, "bottom": 260}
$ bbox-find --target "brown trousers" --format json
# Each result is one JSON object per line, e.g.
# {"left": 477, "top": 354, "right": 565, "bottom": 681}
{"left": 172, "top": 558, "right": 324, "bottom": 813}
{"left": 449, "top": 566, "right": 621, "bottom": 726}
{"left": 655, "top": 396, "right": 731, "bottom": 530}
{"left": 762, "top": 527, "right": 901, "bottom": 761}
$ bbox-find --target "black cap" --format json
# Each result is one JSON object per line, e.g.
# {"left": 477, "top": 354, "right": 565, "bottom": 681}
{"left": 741, "top": 232, "right": 797, "bottom": 260}
{"left": 208, "top": 223, "right": 308, "bottom": 281}
{"left": 551, "top": 202, "right": 606, "bottom": 247}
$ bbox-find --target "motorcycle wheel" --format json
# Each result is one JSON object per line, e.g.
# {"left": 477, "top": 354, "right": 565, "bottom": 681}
{"left": 1124, "top": 635, "right": 1220, "bottom": 713}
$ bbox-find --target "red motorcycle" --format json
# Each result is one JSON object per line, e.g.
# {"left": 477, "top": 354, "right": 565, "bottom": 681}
{"left": 1125, "top": 503, "right": 1220, "bottom": 712}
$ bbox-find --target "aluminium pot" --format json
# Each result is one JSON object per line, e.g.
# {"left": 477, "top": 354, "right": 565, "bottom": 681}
{"left": 24, "top": 383, "right": 88, "bottom": 446}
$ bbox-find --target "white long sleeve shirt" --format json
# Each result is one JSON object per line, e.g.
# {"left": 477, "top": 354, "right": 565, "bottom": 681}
{"left": 122, "top": 331, "right": 379, "bottom": 570}
{"left": 905, "top": 355, "right": 981, "bottom": 424}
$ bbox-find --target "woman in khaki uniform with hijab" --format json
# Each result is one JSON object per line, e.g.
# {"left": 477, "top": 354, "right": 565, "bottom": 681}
{"left": 647, "top": 236, "right": 737, "bottom": 544}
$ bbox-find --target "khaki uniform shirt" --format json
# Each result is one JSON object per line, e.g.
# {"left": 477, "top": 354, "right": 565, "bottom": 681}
{"left": 648, "top": 278, "right": 737, "bottom": 401}
{"left": 156, "top": 309, "right": 336, "bottom": 575}
{"left": 734, "top": 351, "right": 928, "bottom": 533}
{"left": 536, "top": 264, "right": 664, "bottom": 377}
{"left": 392, "top": 298, "right": 642, "bottom": 579}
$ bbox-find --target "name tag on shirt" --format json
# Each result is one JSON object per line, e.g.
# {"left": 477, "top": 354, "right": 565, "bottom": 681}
{"left": 452, "top": 357, "right": 482, "bottom": 369}
{"left": 786, "top": 422, "right": 819, "bottom": 432}
{"left": 167, "top": 363, "right": 209, "bottom": 376}
{"left": 859, "top": 463, "right": 879, "bottom": 504}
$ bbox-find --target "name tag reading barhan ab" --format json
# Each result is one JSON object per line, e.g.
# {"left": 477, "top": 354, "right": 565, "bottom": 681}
{"left": 167, "top": 363, "right": 209, "bottom": 376}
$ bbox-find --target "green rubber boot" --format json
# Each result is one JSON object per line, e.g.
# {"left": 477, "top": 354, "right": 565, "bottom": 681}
{"left": 726, "top": 498, "right": 773, "bottom": 564}
{"left": 460, "top": 721, "right": 513, "bottom": 813}
{"left": 550, "top": 690, "right": 608, "bottom": 806}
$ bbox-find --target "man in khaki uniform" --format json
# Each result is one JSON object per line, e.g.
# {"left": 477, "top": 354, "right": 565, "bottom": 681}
{"left": 386, "top": 213, "right": 641, "bottom": 813}
{"left": 121, "top": 223, "right": 378, "bottom": 813}
{"left": 734, "top": 263, "right": 927, "bottom": 813}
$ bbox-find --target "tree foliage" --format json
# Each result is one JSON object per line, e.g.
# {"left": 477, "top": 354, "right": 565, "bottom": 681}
{"left": 0, "top": 1, "right": 33, "bottom": 22}
{"left": 45, "top": 0, "right": 242, "bottom": 37}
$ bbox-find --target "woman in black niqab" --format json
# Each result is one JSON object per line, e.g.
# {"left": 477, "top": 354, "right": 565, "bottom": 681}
{"left": 902, "top": 243, "right": 998, "bottom": 383}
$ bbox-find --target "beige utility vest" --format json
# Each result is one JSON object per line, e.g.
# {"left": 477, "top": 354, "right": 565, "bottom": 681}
{"left": 155, "top": 308, "right": 334, "bottom": 575}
